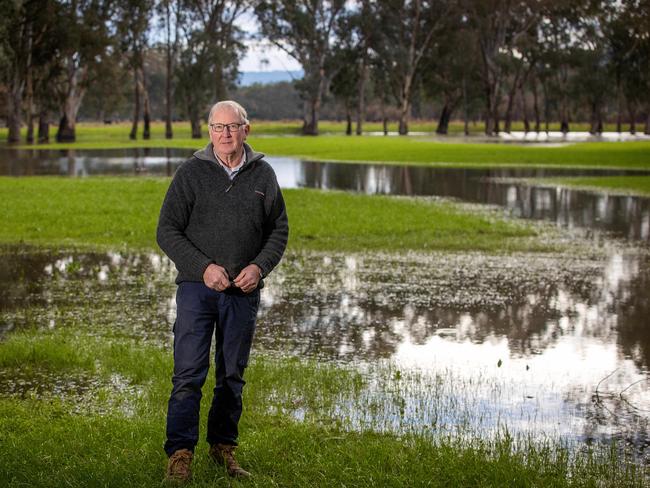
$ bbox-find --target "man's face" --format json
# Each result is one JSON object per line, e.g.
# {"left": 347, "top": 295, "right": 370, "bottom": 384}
{"left": 209, "top": 107, "right": 250, "bottom": 161}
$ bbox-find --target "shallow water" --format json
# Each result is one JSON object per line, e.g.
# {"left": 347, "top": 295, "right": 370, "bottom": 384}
{"left": 2, "top": 148, "right": 649, "bottom": 242}
{"left": 1, "top": 244, "right": 649, "bottom": 459}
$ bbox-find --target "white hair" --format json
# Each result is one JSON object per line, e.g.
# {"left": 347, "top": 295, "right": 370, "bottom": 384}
{"left": 208, "top": 101, "right": 249, "bottom": 124}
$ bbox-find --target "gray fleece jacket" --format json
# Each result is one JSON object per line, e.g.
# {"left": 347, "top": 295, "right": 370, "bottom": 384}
{"left": 156, "top": 142, "right": 289, "bottom": 286}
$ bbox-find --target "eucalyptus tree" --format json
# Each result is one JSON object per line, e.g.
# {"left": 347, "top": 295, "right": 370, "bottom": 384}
{"left": 28, "top": 1, "right": 68, "bottom": 143}
{"left": 501, "top": 18, "right": 540, "bottom": 133}
{"left": 255, "top": 0, "right": 347, "bottom": 135}
{"left": 462, "top": 0, "right": 542, "bottom": 135}
{"left": 1, "top": 0, "right": 60, "bottom": 143}
{"left": 330, "top": 0, "right": 377, "bottom": 135}
{"left": 157, "top": 0, "right": 181, "bottom": 138}
{"left": 351, "top": 0, "right": 374, "bottom": 135}
{"left": 602, "top": 0, "right": 650, "bottom": 133}
{"left": 372, "top": 0, "right": 453, "bottom": 135}
{"left": 118, "top": 0, "right": 154, "bottom": 140}
{"left": 1, "top": 0, "right": 28, "bottom": 143}
{"left": 54, "top": 0, "right": 115, "bottom": 142}
{"left": 535, "top": 0, "right": 596, "bottom": 133}
{"left": 419, "top": 10, "right": 481, "bottom": 134}
{"left": 329, "top": 45, "right": 358, "bottom": 135}
{"left": 572, "top": 12, "right": 611, "bottom": 134}
{"left": 175, "top": 0, "right": 247, "bottom": 138}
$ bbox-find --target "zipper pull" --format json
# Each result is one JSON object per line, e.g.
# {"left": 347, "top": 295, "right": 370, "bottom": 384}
{"left": 225, "top": 183, "right": 233, "bottom": 193}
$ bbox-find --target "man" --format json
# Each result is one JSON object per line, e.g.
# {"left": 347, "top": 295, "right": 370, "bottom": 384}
{"left": 157, "top": 100, "right": 289, "bottom": 483}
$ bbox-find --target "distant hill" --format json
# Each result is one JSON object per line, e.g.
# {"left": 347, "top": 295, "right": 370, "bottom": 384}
{"left": 238, "top": 70, "right": 303, "bottom": 86}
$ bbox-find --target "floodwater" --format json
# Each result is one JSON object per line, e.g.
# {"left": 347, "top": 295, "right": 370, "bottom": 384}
{"left": 1, "top": 147, "right": 650, "bottom": 461}
{"left": 1, "top": 244, "right": 649, "bottom": 460}
{"left": 1, "top": 148, "right": 650, "bottom": 241}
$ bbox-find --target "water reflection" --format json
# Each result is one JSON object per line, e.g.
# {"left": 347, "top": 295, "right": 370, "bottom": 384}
{"left": 2, "top": 148, "right": 649, "bottom": 241}
{"left": 1, "top": 245, "right": 649, "bottom": 458}
{"left": 0, "top": 147, "right": 191, "bottom": 177}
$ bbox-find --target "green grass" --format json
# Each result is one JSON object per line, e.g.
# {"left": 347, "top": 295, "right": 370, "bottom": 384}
{"left": 250, "top": 136, "right": 650, "bottom": 170}
{"left": 538, "top": 175, "right": 650, "bottom": 196}
{"left": 0, "top": 119, "right": 632, "bottom": 141}
{"left": 0, "top": 328, "right": 646, "bottom": 487}
{"left": 3, "top": 121, "right": 650, "bottom": 169}
{"left": 0, "top": 177, "right": 541, "bottom": 253}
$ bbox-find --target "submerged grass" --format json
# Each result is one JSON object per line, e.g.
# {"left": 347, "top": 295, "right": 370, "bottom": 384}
{"left": 0, "top": 177, "right": 541, "bottom": 253}
{"left": 0, "top": 328, "right": 646, "bottom": 487}
{"left": 3, "top": 122, "right": 650, "bottom": 169}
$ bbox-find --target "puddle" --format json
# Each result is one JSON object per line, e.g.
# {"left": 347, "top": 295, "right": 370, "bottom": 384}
{"left": 0, "top": 366, "right": 142, "bottom": 417}
{"left": 2, "top": 148, "right": 649, "bottom": 242}
{"left": 1, "top": 244, "right": 649, "bottom": 460}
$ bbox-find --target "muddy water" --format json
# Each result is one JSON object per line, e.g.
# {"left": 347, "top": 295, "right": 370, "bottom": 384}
{"left": 1, "top": 245, "right": 649, "bottom": 458}
{"left": 2, "top": 148, "right": 649, "bottom": 241}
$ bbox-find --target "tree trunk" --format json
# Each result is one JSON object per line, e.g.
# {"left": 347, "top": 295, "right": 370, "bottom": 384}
{"left": 616, "top": 75, "right": 622, "bottom": 133}
{"left": 503, "top": 93, "right": 514, "bottom": 133}
{"left": 462, "top": 76, "right": 469, "bottom": 136}
{"left": 303, "top": 97, "right": 320, "bottom": 136}
{"left": 164, "top": 0, "right": 173, "bottom": 139}
{"left": 560, "top": 119, "right": 569, "bottom": 133}
{"left": 54, "top": 50, "right": 88, "bottom": 144}
{"left": 628, "top": 102, "right": 636, "bottom": 134}
{"left": 589, "top": 103, "right": 597, "bottom": 135}
{"left": 57, "top": 114, "right": 75, "bottom": 142}
{"left": 542, "top": 79, "right": 550, "bottom": 133}
{"left": 130, "top": 66, "right": 141, "bottom": 140}
{"left": 26, "top": 111, "right": 35, "bottom": 144}
{"left": 345, "top": 104, "right": 352, "bottom": 135}
{"left": 398, "top": 90, "right": 411, "bottom": 135}
{"left": 25, "top": 65, "right": 34, "bottom": 144}
{"left": 644, "top": 110, "right": 650, "bottom": 135}
{"left": 38, "top": 108, "right": 49, "bottom": 143}
{"left": 484, "top": 81, "right": 500, "bottom": 135}
{"left": 355, "top": 57, "right": 367, "bottom": 136}
{"left": 531, "top": 76, "right": 540, "bottom": 132}
{"left": 503, "top": 69, "right": 521, "bottom": 134}
{"left": 7, "top": 72, "right": 23, "bottom": 143}
{"left": 189, "top": 101, "right": 201, "bottom": 138}
{"left": 560, "top": 93, "right": 570, "bottom": 133}
{"left": 56, "top": 82, "right": 86, "bottom": 143}
{"left": 436, "top": 103, "right": 452, "bottom": 134}
{"left": 521, "top": 86, "right": 529, "bottom": 133}
{"left": 142, "top": 67, "right": 151, "bottom": 140}
{"left": 589, "top": 101, "right": 601, "bottom": 134}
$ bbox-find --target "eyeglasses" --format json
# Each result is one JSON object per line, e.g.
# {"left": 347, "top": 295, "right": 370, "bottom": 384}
{"left": 209, "top": 123, "right": 245, "bottom": 133}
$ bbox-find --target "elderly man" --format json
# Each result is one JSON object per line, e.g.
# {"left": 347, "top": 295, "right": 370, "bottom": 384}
{"left": 157, "top": 100, "right": 288, "bottom": 482}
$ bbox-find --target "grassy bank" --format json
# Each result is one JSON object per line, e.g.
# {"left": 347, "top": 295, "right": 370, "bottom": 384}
{"left": 537, "top": 175, "right": 650, "bottom": 196}
{"left": 0, "top": 327, "right": 645, "bottom": 487}
{"left": 0, "top": 120, "right": 635, "bottom": 140}
{"left": 3, "top": 122, "right": 650, "bottom": 170}
{"left": 0, "top": 177, "right": 542, "bottom": 253}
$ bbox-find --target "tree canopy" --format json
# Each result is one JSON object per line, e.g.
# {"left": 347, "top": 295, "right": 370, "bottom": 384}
{"left": 2, "top": 0, "right": 650, "bottom": 141}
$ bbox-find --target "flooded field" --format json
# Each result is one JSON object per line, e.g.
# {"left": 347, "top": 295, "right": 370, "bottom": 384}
{"left": 2, "top": 148, "right": 649, "bottom": 242}
{"left": 2, "top": 147, "right": 649, "bottom": 468}
{"left": 2, "top": 243, "right": 649, "bottom": 460}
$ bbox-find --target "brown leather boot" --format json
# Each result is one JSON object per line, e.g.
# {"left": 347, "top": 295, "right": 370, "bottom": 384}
{"left": 209, "top": 443, "right": 251, "bottom": 478}
{"left": 165, "top": 449, "right": 193, "bottom": 484}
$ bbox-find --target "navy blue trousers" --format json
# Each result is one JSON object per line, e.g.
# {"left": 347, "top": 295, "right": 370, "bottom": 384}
{"left": 164, "top": 282, "right": 260, "bottom": 456}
